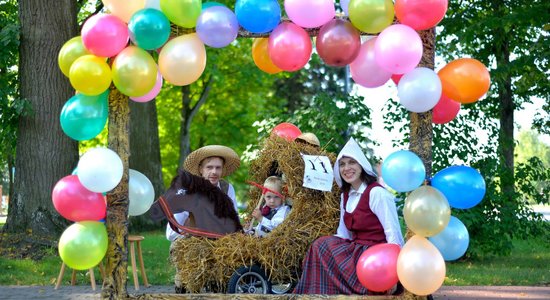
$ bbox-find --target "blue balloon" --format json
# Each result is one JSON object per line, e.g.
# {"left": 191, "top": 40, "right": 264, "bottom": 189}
{"left": 196, "top": 6, "right": 239, "bottom": 48}
{"left": 432, "top": 165, "right": 486, "bottom": 209}
{"left": 60, "top": 90, "right": 109, "bottom": 141}
{"left": 235, "top": 0, "right": 281, "bottom": 34}
{"left": 429, "top": 216, "right": 469, "bottom": 261}
{"left": 381, "top": 150, "right": 426, "bottom": 192}
{"left": 128, "top": 8, "right": 171, "bottom": 50}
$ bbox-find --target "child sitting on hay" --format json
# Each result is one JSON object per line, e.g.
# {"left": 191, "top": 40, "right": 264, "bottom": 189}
{"left": 247, "top": 176, "right": 291, "bottom": 237}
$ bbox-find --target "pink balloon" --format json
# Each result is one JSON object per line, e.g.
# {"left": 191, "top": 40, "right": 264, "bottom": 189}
{"left": 350, "top": 38, "right": 392, "bottom": 88}
{"left": 356, "top": 243, "right": 401, "bottom": 292}
{"left": 130, "top": 71, "right": 163, "bottom": 102}
{"left": 268, "top": 22, "right": 312, "bottom": 72}
{"left": 271, "top": 122, "right": 302, "bottom": 141}
{"left": 81, "top": 14, "right": 129, "bottom": 57}
{"left": 432, "top": 94, "right": 460, "bottom": 124}
{"left": 284, "top": 0, "right": 335, "bottom": 28}
{"left": 395, "top": 0, "right": 448, "bottom": 30}
{"left": 52, "top": 175, "right": 106, "bottom": 222}
{"left": 316, "top": 19, "right": 361, "bottom": 67}
{"left": 374, "top": 24, "right": 422, "bottom": 74}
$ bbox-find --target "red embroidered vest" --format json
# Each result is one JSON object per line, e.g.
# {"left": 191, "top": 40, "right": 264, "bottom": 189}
{"left": 343, "top": 182, "right": 387, "bottom": 246}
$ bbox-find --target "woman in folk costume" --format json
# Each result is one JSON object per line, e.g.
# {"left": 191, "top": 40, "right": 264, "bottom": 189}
{"left": 293, "top": 137, "right": 404, "bottom": 294}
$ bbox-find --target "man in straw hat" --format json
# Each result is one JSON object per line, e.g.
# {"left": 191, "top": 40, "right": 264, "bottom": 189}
{"left": 166, "top": 145, "right": 241, "bottom": 241}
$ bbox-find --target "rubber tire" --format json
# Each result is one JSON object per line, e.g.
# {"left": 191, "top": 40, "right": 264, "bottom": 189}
{"left": 271, "top": 281, "right": 296, "bottom": 294}
{"left": 227, "top": 265, "right": 272, "bottom": 294}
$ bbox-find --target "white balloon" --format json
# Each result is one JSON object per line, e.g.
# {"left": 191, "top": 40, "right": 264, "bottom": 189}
{"left": 145, "top": 0, "right": 161, "bottom": 10}
{"left": 128, "top": 169, "right": 155, "bottom": 216}
{"left": 397, "top": 67, "right": 442, "bottom": 113}
{"left": 340, "top": 0, "right": 350, "bottom": 15}
{"left": 77, "top": 147, "right": 123, "bottom": 193}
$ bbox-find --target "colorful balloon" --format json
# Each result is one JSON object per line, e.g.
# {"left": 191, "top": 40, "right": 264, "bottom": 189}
{"left": 397, "top": 235, "right": 446, "bottom": 296}
{"left": 111, "top": 46, "right": 158, "bottom": 97}
{"left": 128, "top": 8, "right": 171, "bottom": 50}
{"left": 374, "top": 24, "right": 423, "bottom": 74}
{"left": 52, "top": 175, "right": 106, "bottom": 222}
{"left": 129, "top": 169, "right": 155, "bottom": 216}
{"left": 235, "top": 0, "right": 281, "bottom": 34}
{"left": 60, "top": 90, "right": 109, "bottom": 141}
{"left": 340, "top": 0, "right": 350, "bottom": 15}
{"left": 58, "top": 36, "right": 91, "bottom": 77}
{"left": 316, "top": 19, "right": 360, "bottom": 67}
{"left": 196, "top": 6, "right": 239, "bottom": 48}
{"left": 348, "top": 0, "right": 394, "bottom": 33}
{"left": 432, "top": 94, "right": 460, "bottom": 124}
{"left": 252, "top": 38, "right": 282, "bottom": 74}
{"left": 350, "top": 37, "right": 392, "bottom": 88}
{"left": 284, "top": 0, "right": 335, "bottom": 28}
{"left": 158, "top": 34, "right": 206, "bottom": 86}
{"left": 81, "top": 14, "right": 129, "bottom": 57}
{"left": 429, "top": 216, "right": 470, "bottom": 261}
{"left": 202, "top": 1, "right": 225, "bottom": 9}
{"left": 130, "top": 71, "right": 163, "bottom": 102}
{"left": 431, "top": 165, "right": 486, "bottom": 209}
{"left": 403, "top": 186, "right": 450, "bottom": 237}
{"left": 395, "top": 0, "right": 448, "bottom": 30}
{"left": 59, "top": 221, "right": 108, "bottom": 270}
{"left": 356, "top": 243, "right": 400, "bottom": 292}
{"left": 77, "top": 147, "right": 124, "bottom": 193}
{"left": 397, "top": 67, "right": 442, "bottom": 113}
{"left": 69, "top": 55, "right": 112, "bottom": 96}
{"left": 268, "top": 22, "right": 312, "bottom": 72}
{"left": 271, "top": 123, "right": 302, "bottom": 141}
{"left": 160, "top": 0, "right": 201, "bottom": 28}
{"left": 381, "top": 150, "right": 425, "bottom": 192}
{"left": 102, "top": 0, "right": 146, "bottom": 23}
{"left": 438, "top": 58, "right": 491, "bottom": 104}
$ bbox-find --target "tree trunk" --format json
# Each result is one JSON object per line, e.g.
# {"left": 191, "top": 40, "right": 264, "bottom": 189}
{"left": 129, "top": 100, "right": 164, "bottom": 229}
{"left": 179, "top": 79, "right": 213, "bottom": 166}
{"left": 101, "top": 88, "right": 130, "bottom": 299}
{"left": 3, "top": 0, "right": 78, "bottom": 237}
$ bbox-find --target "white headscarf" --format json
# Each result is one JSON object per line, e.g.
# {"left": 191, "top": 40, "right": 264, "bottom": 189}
{"left": 333, "top": 137, "right": 377, "bottom": 187}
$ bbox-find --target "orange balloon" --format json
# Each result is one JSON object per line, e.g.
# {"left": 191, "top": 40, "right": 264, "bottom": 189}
{"left": 252, "top": 38, "right": 282, "bottom": 74}
{"left": 438, "top": 58, "right": 490, "bottom": 104}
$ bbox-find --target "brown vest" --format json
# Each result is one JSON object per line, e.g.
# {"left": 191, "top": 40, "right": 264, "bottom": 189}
{"left": 343, "top": 182, "right": 387, "bottom": 246}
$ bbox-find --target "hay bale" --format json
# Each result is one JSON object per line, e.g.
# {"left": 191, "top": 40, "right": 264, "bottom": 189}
{"left": 171, "top": 137, "right": 341, "bottom": 293}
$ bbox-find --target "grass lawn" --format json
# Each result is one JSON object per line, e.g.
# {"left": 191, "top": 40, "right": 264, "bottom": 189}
{"left": 0, "top": 227, "right": 548, "bottom": 287}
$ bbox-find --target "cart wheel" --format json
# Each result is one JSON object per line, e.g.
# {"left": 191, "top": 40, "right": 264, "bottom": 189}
{"left": 227, "top": 265, "right": 272, "bottom": 294}
{"left": 271, "top": 281, "right": 296, "bottom": 294}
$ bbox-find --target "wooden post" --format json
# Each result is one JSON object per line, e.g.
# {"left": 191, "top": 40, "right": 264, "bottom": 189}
{"left": 101, "top": 88, "right": 130, "bottom": 299}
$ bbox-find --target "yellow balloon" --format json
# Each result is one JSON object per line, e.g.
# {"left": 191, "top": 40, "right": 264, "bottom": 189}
{"left": 112, "top": 46, "right": 157, "bottom": 97}
{"left": 160, "top": 0, "right": 201, "bottom": 28}
{"left": 158, "top": 34, "right": 206, "bottom": 86}
{"left": 349, "top": 0, "right": 395, "bottom": 33}
{"left": 58, "top": 36, "right": 90, "bottom": 77}
{"left": 69, "top": 55, "right": 112, "bottom": 96}
{"left": 102, "top": 0, "right": 146, "bottom": 23}
{"left": 403, "top": 186, "right": 450, "bottom": 237}
{"left": 397, "top": 235, "right": 446, "bottom": 296}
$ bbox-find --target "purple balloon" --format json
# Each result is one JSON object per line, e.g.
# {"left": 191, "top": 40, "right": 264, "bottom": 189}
{"left": 196, "top": 6, "right": 239, "bottom": 48}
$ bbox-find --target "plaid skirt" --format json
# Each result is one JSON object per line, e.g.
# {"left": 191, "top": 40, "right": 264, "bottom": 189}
{"left": 293, "top": 235, "right": 370, "bottom": 294}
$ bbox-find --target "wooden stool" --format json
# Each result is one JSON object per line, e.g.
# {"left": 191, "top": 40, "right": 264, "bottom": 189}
{"left": 128, "top": 235, "right": 150, "bottom": 290}
{"left": 54, "top": 261, "right": 105, "bottom": 290}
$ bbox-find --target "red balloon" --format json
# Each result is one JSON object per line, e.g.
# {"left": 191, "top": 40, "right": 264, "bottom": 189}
{"left": 52, "top": 175, "right": 106, "bottom": 222}
{"left": 268, "top": 22, "right": 312, "bottom": 72}
{"left": 395, "top": 0, "right": 448, "bottom": 30}
{"left": 356, "top": 243, "right": 400, "bottom": 292}
{"left": 316, "top": 19, "right": 361, "bottom": 67}
{"left": 432, "top": 94, "right": 460, "bottom": 124}
{"left": 391, "top": 74, "right": 403, "bottom": 85}
{"left": 271, "top": 122, "right": 302, "bottom": 141}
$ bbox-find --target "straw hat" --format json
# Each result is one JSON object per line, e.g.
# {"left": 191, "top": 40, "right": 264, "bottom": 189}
{"left": 183, "top": 145, "right": 240, "bottom": 177}
{"left": 296, "top": 132, "right": 320, "bottom": 147}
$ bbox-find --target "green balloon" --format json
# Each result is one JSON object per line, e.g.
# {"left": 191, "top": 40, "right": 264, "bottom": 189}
{"left": 160, "top": 0, "right": 201, "bottom": 28}
{"left": 60, "top": 90, "right": 108, "bottom": 141}
{"left": 58, "top": 221, "right": 108, "bottom": 271}
{"left": 349, "top": 0, "right": 394, "bottom": 33}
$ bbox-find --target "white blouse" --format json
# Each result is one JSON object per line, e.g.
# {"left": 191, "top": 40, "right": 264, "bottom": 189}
{"left": 335, "top": 183, "right": 404, "bottom": 246}
{"left": 255, "top": 205, "right": 291, "bottom": 237}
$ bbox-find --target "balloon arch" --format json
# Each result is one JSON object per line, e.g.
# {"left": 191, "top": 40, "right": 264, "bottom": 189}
{"left": 53, "top": 0, "right": 491, "bottom": 297}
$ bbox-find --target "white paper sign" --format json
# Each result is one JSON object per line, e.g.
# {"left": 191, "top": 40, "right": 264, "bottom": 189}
{"left": 301, "top": 154, "right": 334, "bottom": 192}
